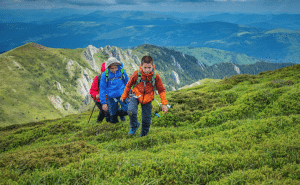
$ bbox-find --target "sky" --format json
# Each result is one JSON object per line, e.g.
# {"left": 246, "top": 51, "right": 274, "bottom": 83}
{"left": 0, "top": 0, "right": 300, "bottom": 14}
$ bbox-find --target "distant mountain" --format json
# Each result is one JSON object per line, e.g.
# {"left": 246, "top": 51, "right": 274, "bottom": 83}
{"left": 0, "top": 43, "right": 294, "bottom": 125}
{"left": 198, "top": 13, "right": 300, "bottom": 30}
{"left": 1, "top": 19, "right": 300, "bottom": 64}
{"left": 1, "top": 10, "right": 300, "bottom": 63}
{"left": 0, "top": 9, "right": 94, "bottom": 23}
{"left": 166, "top": 46, "right": 260, "bottom": 66}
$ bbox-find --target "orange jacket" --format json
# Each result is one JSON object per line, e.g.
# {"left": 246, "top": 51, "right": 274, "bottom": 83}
{"left": 121, "top": 65, "right": 168, "bottom": 105}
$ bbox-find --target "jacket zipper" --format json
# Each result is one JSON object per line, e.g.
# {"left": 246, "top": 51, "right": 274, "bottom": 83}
{"left": 141, "top": 76, "right": 148, "bottom": 104}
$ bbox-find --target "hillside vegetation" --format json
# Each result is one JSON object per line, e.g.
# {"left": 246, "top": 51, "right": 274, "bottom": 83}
{"left": 0, "top": 43, "right": 98, "bottom": 126}
{"left": 1, "top": 64, "right": 299, "bottom": 184}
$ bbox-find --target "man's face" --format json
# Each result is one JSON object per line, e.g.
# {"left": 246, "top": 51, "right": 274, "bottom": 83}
{"left": 141, "top": 63, "right": 153, "bottom": 74}
{"left": 109, "top": 65, "right": 118, "bottom": 74}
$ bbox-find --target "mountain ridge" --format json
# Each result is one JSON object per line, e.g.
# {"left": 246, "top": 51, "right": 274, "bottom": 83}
{"left": 0, "top": 43, "right": 295, "bottom": 126}
{"left": 1, "top": 12, "right": 300, "bottom": 63}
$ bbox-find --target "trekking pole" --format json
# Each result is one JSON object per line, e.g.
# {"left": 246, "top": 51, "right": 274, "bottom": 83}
{"left": 153, "top": 98, "right": 171, "bottom": 118}
{"left": 88, "top": 96, "right": 97, "bottom": 124}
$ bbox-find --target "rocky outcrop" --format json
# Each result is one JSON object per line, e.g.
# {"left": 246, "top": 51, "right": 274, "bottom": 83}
{"left": 48, "top": 95, "right": 64, "bottom": 111}
{"left": 83, "top": 68, "right": 92, "bottom": 83}
{"left": 12, "top": 61, "right": 22, "bottom": 68}
{"left": 83, "top": 45, "right": 100, "bottom": 72}
{"left": 111, "top": 47, "right": 124, "bottom": 63}
{"left": 64, "top": 103, "right": 71, "bottom": 110}
{"left": 66, "top": 59, "right": 75, "bottom": 78}
{"left": 171, "top": 55, "right": 183, "bottom": 71}
{"left": 181, "top": 52, "right": 186, "bottom": 59}
{"left": 130, "top": 63, "right": 139, "bottom": 71}
{"left": 65, "top": 58, "right": 93, "bottom": 105}
{"left": 196, "top": 60, "right": 205, "bottom": 70}
{"left": 132, "top": 54, "right": 141, "bottom": 65}
{"left": 126, "top": 49, "right": 132, "bottom": 56}
{"left": 77, "top": 75, "right": 90, "bottom": 98}
{"left": 103, "top": 48, "right": 113, "bottom": 58}
{"left": 233, "top": 63, "right": 241, "bottom": 74}
{"left": 55, "top": 81, "right": 63, "bottom": 93}
{"left": 178, "top": 81, "right": 202, "bottom": 90}
{"left": 83, "top": 94, "right": 91, "bottom": 105}
{"left": 171, "top": 71, "right": 180, "bottom": 84}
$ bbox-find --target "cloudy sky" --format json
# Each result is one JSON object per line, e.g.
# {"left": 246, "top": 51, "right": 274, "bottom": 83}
{"left": 0, "top": 0, "right": 299, "bottom": 14}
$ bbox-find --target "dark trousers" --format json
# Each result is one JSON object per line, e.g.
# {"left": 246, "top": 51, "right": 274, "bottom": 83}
{"left": 95, "top": 102, "right": 110, "bottom": 122}
{"left": 127, "top": 95, "right": 152, "bottom": 136}
{"left": 107, "top": 97, "right": 128, "bottom": 123}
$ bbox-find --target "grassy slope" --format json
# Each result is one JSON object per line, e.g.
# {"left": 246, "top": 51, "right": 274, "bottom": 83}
{"left": 0, "top": 43, "right": 97, "bottom": 126}
{"left": 0, "top": 64, "right": 299, "bottom": 184}
{"left": 167, "top": 46, "right": 259, "bottom": 66}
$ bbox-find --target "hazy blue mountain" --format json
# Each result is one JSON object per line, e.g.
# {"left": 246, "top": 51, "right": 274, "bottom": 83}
{"left": 198, "top": 13, "right": 300, "bottom": 30}
{"left": 0, "top": 9, "right": 94, "bottom": 23}
{"left": 166, "top": 46, "right": 260, "bottom": 66}
{"left": 1, "top": 11, "right": 300, "bottom": 64}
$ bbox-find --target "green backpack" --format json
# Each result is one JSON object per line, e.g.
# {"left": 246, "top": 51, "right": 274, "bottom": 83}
{"left": 132, "top": 69, "right": 157, "bottom": 91}
{"left": 105, "top": 68, "right": 125, "bottom": 86}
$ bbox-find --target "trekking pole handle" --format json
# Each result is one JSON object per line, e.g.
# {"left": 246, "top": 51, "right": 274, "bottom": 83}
{"left": 161, "top": 104, "right": 171, "bottom": 108}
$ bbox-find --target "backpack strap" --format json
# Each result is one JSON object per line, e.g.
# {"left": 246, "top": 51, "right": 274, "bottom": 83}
{"left": 105, "top": 69, "right": 109, "bottom": 86}
{"left": 152, "top": 72, "right": 157, "bottom": 91}
{"left": 120, "top": 68, "right": 126, "bottom": 84}
{"left": 131, "top": 70, "right": 157, "bottom": 91}
{"left": 97, "top": 73, "right": 102, "bottom": 88}
{"left": 105, "top": 68, "right": 126, "bottom": 86}
{"left": 132, "top": 70, "right": 142, "bottom": 90}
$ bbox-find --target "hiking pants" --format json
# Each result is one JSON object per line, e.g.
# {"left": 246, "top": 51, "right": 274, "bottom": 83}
{"left": 107, "top": 97, "right": 128, "bottom": 123}
{"left": 96, "top": 102, "right": 110, "bottom": 122}
{"left": 127, "top": 95, "right": 152, "bottom": 136}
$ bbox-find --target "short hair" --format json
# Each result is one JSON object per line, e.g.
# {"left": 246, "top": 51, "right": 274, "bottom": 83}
{"left": 141, "top": 56, "right": 153, "bottom": 65}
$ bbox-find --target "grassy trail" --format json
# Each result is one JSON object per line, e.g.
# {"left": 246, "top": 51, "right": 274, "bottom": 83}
{"left": 1, "top": 64, "right": 300, "bottom": 184}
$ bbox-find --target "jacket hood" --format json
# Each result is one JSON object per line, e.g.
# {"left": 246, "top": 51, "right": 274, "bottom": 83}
{"left": 105, "top": 57, "right": 122, "bottom": 69}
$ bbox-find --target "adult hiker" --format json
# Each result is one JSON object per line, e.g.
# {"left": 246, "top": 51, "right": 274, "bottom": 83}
{"left": 89, "top": 63, "right": 110, "bottom": 123}
{"left": 121, "top": 55, "right": 168, "bottom": 137}
{"left": 100, "top": 57, "right": 129, "bottom": 124}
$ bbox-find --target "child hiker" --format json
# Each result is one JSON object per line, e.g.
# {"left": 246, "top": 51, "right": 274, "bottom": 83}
{"left": 121, "top": 56, "right": 168, "bottom": 137}
{"left": 100, "top": 57, "right": 129, "bottom": 124}
{"left": 90, "top": 63, "right": 110, "bottom": 123}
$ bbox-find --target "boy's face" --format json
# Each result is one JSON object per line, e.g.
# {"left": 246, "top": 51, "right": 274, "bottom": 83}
{"left": 109, "top": 65, "right": 118, "bottom": 74}
{"left": 141, "top": 63, "right": 153, "bottom": 74}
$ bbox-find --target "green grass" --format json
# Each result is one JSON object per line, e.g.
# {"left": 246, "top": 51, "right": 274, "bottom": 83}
{"left": 1, "top": 64, "right": 300, "bottom": 184}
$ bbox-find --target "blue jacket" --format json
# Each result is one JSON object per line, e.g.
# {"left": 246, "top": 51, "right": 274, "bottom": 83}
{"left": 100, "top": 63, "right": 129, "bottom": 104}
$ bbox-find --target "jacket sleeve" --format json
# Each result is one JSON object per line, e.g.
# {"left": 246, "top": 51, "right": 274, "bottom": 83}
{"left": 100, "top": 72, "right": 107, "bottom": 104}
{"left": 90, "top": 76, "right": 99, "bottom": 101}
{"left": 155, "top": 73, "right": 168, "bottom": 105}
{"left": 121, "top": 70, "right": 138, "bottom": 100}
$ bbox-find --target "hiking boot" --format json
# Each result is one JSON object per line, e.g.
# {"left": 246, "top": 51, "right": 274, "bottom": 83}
{"left": 140, "top": 131, "right": 148, "bottom": 137}
{"left": 128, "top": 122, "right": 140, "bottom": 135}
{"left": 111, "top": 114, "right": 119, "bottom": 124}
{"left": 95, "top": 119, "right": 101, "bottom": 123}
{"left": 120, "top": 116, "right": 126, "bottom": 121}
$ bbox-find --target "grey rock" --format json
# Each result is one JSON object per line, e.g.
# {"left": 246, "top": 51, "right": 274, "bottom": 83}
{"left": 171, "top": 55, "right": 183, "bottom": 71}
{"left": 83, "top": 45, "right": 100, "bottom": 72}
{"left": 171, "top": 71, "right": 180, "bottom": 84}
